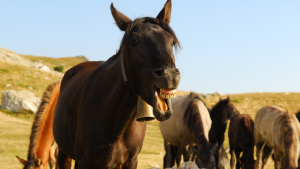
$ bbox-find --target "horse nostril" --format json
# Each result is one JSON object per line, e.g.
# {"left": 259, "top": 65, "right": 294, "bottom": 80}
{"left": 153, "top": 68, "right": 166, "bottom": 77}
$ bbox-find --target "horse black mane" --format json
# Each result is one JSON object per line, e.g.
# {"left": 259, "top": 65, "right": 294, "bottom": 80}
{"left": 182, "top": 92, "right": 211, "bottom": 161}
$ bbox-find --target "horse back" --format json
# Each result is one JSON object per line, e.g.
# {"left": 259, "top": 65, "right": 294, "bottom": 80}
{"left": 159, "top": 93, "right": 211, "bottom": 146}
{"left": 229, "top": 114, "right": 254, "bottom": 149}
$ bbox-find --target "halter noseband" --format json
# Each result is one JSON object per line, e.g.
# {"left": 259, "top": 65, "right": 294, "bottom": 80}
{"left": 120, "top": 49, "right": 129, "bottom": 86}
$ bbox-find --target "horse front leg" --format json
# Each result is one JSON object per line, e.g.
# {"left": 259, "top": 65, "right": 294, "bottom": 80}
{"left": 175, "top": 147, "right": 182, "bottom": 167}
{"left": 182, "top": 145, "right": 192, "bottom": 162}
{"left": 229, "top": 147, "right": 236, "bottom": 169}
{"left": 57, "top": 148, "right": 72, "bottom": 169}
{"left": 164, "top": 140, "right": 173, "bottom": 168}
{"left": 261, "top": 146, "right": 273, "bottom": 169}
{"left": 255, "top": 141, "right": 265, "bottom": 169}
{"left": 48, "top": 143, "right": 56, "bottom": 169}
{"left": 273, "top": 149, "right": 282, "bottom": 169}
{"left": 234, "top": 148, "right": 242, "bottom": 169}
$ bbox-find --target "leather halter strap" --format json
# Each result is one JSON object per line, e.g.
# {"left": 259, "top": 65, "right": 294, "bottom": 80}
{"left": 120, "top": 49, "right": 129, "bottom": 86}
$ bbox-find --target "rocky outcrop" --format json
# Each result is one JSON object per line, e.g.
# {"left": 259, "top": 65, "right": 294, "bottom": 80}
{"left": 0, "top": 47, "right": 63, "bottom": 75}
{"left": 1, "top": 90, "right": 41, "bottom": 114}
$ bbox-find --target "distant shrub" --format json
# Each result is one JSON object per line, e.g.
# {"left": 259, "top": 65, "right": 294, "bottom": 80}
{"left": 76, "top": 55, "right": 89, "bottom": 62}
{"left": 54, "top": 66, "right": 64, "bottom": 73}
{"left": 0, "top": 69, "right": 9, "bottom": 73}
{"left": 232, "top": 99, "right": 242, "bottom": 103}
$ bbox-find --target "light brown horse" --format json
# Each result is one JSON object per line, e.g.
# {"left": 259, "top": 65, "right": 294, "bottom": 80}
{"left": 160, "top": 93, "right": 218, "bottom": 169}
{"left": 254, "top": 105, "right": 300, "bottom": 169}
{"left": 16, "top": 81, "right": 61, "bottom": 169}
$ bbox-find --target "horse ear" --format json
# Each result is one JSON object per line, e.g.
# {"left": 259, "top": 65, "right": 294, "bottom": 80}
{"left": 225, "top": 147, "right": 230, "bottom": 153}
{"left": 110, "top": 3, "right": 132, "bottom": 31}
{"left": 189, "top": 145, "right": 198, "bottom": 154}
{"left": 36, "top": 157, "right": 42, "bottom": 166}
{"left": 156, "top": 0, "right": 172, "bottom": 24}
{"left": 211, "top": 142, "right": 218, "bottom": 153}
{"left": 16, "top": 156, "right": 27, "bottom": 165}
{"left": 219, "top": 97, "right": 222, "bottom": 101}
{"left": 227, "top": 96, "right": 230, "bottom": 101}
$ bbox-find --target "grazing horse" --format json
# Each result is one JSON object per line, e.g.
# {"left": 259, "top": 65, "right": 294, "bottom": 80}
{"left": 254, "top": 105, "right": 300, "bottom": 169}
{"left": 229, "top": 114, "right": 255, "bottom": 169}
{"left": 160, "top": 93, "right": 218, "bottom": 169}
{"left": 209, "top": 97, "right": 239, "bottom": 169}
{"left": 52, "top": 1, "right": 181, "bottom": 168}
{"left": 16, "top": 82, "right": 60, "bottom": 169}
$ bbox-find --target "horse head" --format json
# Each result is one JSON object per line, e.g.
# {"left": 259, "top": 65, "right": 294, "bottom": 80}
{"left": 190, "top": 142, "right": 218, "bottom": 169}
{"left": 16, "top": 156, "right": 44, "bottom": 169}
{"left": 220, "top": 96, "right": 240, "bottom": 120}
{"left": 111, "top": 0, "right": 180, "bottom": 121}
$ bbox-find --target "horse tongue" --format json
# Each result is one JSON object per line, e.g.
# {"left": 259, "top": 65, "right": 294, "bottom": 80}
{"left": 158, "top": 94, "right": 168, "bottom": 111}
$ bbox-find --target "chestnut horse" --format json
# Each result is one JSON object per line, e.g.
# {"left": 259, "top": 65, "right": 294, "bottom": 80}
{"left": 229, "top": 114, "right": 255, "bottom": 169}
{"left": 254, "top": 105, "right": 300, "bottom": 169}
{"left": 16, "top": 81, "right": 61, "bottom": 169}
{"left": 160, "top": 93, "right": 218, "bottom": 169}
{"left": 51, "top": 1, "right": 181, "bottom": 168}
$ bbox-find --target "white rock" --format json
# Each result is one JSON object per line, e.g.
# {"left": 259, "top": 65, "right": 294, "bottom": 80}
{"left": 1, "top": 90, "right": 41, "bottom": 114}
{"left": 5, "top": 84, "right": 11, "bottom": 88}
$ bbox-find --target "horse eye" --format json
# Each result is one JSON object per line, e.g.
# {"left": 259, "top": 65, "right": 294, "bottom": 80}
{"left": 131, "top": 39, "right": 137, "bottom": 44}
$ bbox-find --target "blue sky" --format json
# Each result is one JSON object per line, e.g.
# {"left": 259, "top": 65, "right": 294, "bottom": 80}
{"left": 1, "top": 0, "right": 299, "bottom": 94}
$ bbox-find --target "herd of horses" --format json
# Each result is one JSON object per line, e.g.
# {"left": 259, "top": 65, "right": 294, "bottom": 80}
{"left": 12, "top": 0, "right": 300, "bottom": 169}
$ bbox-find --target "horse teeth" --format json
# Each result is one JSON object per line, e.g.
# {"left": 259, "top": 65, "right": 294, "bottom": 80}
{"left": 166, "top": 95, "right": 170, "bottom": 99}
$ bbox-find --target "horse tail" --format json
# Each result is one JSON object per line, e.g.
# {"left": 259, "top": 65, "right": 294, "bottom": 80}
{"left": 22, "top": 81, "right": 61, "bottom": 167}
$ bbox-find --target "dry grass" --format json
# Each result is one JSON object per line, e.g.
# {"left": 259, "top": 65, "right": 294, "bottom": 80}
{"left": 138, "top": 91, "right": 300, "bottom": 169}
{"left": 1, "top": 55, "right": 300, "bottom": 169}
{"left": 1, "top": 91, "right": 299, "bottom": 169}
{"left": 21, "top": 55, "right": 84, "bottom": 73}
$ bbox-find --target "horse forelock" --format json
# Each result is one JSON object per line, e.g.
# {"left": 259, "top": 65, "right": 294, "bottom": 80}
{"left": 27, "top": 81, "right": 60, "bottom": 161}
{"left": 183, "top": 92, "right": 211, "bottom": 161}
{"left": 24, "top": 159, "right": 36, "bottom": 169}
{"left": 119, "top": 17, "right": 180, "bottom": 55}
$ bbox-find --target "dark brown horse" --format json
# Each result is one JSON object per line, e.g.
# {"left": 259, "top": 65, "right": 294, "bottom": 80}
{"left": 209, "top": 97, "right": 239, "bottom": 169}
{"left": 16, "top": 82, "right": 61, "bottom": 169}
{"left": 229, "top": 114, "right": 255, "bottom": 169}
{"left": 52, "top": 1, "right": 181, "bottom": 169}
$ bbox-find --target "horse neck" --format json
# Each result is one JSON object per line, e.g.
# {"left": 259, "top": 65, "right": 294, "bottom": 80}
{"left": 210, "top": 106, "right": 227, "bottom": 124}
{"left": 282, "top": 126, "right": 299, "bottom": 168}
{"left": 28, "top": 82, "right": 60, "bottom": 163}
{"left": 95, "top": 53, "right": 138, "bottom": 137}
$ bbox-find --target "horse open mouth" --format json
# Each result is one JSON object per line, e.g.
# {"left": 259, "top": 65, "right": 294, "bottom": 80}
{"left": 155, "top": 88, "right": 176, "bottom": 111}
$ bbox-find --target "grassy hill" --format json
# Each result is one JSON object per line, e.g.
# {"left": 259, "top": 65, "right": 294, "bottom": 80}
{"left": 1, "top": 48, "right": 300, "bottom": 169}
{"left": 0, "top": 54, "right": 83, "bottom": 104}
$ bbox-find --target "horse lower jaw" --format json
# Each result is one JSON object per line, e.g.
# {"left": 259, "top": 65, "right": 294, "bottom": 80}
{"left": 153, "top": 91, "right": 173, "bottom": 121}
